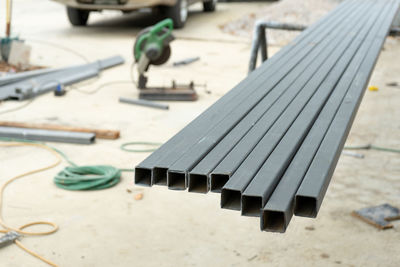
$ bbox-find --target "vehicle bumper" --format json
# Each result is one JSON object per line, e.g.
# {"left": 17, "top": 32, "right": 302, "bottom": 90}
{"left": 52, "top": 0, "right": 177, "bottom": 10}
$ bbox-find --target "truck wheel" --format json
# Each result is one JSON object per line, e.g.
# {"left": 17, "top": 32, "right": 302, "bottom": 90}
{"left": 66, "top": 7, "right": 90, "bottom": 26}
{"left": 203, "top": 0, "right": 217, "bottom": 12}
{"left": 162, "top": 0, "right": 188, "bottom": 29}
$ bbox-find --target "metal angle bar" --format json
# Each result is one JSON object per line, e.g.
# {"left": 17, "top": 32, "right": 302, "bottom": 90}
{"left": 187, "top": 2, "right": 362, "bottom": 194}
{"left": 0, "top": 127, "right": 96, "bottom": 144}
{"left": 164, "top": 3, "right": 362, "bottom": 190}
{"left": 261, "top": 1, "right": 393, "bottom": 233}
{"left": 240, "top": 0, "right": 388, "bottom": 224}
{"left": 134, "top": 0, "right": 355, "bottom": 187}
{"left": 294, "top": 0, "right": 399, "bottom": 218}
{"left": 218, "top": 2, "right": 372, "bottom": 213}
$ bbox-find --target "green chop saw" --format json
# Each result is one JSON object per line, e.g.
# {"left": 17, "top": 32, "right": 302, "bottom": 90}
{"left": 133, "top": 19, "right": 198, "bottom": 101}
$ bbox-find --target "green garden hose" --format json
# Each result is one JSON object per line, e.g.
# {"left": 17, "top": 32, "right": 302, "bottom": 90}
{"left": 0, "top": 137, "right": 132, "bottom": 191}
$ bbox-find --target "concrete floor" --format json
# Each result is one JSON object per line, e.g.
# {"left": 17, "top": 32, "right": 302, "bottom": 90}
{"left": 0, "top": 1, "right": 399, "bottom": 266}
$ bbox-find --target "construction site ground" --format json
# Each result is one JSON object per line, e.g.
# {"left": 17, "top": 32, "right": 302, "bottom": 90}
{"left": 0, "top": 0, "right": 399, "bottom": 266}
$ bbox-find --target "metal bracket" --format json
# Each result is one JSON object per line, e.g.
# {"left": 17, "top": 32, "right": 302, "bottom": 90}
{"left": 248, "top": 20, "right": 307, "bottom": 73}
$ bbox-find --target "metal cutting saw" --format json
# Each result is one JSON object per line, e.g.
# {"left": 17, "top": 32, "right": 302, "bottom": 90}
{"left": 133, "top": 19, "right": 198, "bottom": 101}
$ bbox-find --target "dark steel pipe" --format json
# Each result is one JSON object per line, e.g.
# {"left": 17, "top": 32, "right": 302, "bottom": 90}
{"left": 294, "top": 1, "right": 400, "bottom": 218}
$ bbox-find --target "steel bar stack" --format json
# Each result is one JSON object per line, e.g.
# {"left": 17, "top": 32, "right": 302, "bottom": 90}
{"left": 135, "top": 0, "right": 400, "bottom": 232}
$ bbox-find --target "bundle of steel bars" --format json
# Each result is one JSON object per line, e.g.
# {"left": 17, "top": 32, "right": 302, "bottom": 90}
{"left": 135, "top": 0, "right": 400, "bottom": 232}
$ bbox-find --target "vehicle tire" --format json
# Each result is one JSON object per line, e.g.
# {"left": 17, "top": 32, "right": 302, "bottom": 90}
{"left": 161, "top": 0, "right": 188, "bottom": 29}
{"left": 203, "top": 0, "right": 217, "bottom": 12}
{"left": 66, "top": 7, "right": 90, "bottom": 26}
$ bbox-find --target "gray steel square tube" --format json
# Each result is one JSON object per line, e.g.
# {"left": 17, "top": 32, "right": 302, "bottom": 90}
{"left": 261, "top": 0, "right": 394, "bottom": 233}
{"left": 217, "top": 2, "right": 370, "bottom": 212}
{"left": 165, "top": 2, "right": 360, "bottom": 190}
{"left": 187, "top": 2, "right": 358, "bottom": 194}
{"left": 134, "top": 0, "right": 353, "bottom": 187}
{"left": 241, "top": 0, "right": 386, "bottom": 221}
{"left": 293, "top": 0, "right": 399, "bottom": 219}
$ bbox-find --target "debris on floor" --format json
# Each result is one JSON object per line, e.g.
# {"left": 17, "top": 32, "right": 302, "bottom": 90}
{"left": 134, "top": 193, "right": 143, "bottom": 200}
{"left": 220, "top": 0, "right": 337, "bottom": 45}
{"left": 368, "top": 85, "right": 379, "bottom": 91}
{"left": 352, "top": 204, "right": 400, "bottom": 229}
{"left": 386, "top": 81, "right": 399, "bottom": 87}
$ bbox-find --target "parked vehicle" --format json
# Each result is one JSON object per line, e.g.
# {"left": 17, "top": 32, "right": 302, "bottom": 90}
{"left": 51, "top": 0, "right": 217, "bottom": 28}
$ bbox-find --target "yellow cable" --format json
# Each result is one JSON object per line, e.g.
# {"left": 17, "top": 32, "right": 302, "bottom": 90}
{"left": 0, "top": 142, "right": 61, "bottom": 267}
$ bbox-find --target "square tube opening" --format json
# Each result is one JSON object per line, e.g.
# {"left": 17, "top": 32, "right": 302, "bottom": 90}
{"left": 167, "top": 171, "right": 186, "bottom": 190}
{"left": 262, "top": 210, "right": 286, "bottom": 233}
{"left": 153, "top": 167, "right": 168, "bottom": 185}
{"left": 188, "top": 174, "right": 208, "bottom": 193}
{"left": 210, "top": 174, "right": 230, "bottom": 193}
{"left": 241, "top": 195, "right": 262, "bottom": 217}
{"left": 135, "top": 167, "right": 151, "bottom": 186}
{"left": 221, "top": 188, "right": 241, "bottom": 210}
{"left": 294, "top": 196, "right": 317, "bottom": 218}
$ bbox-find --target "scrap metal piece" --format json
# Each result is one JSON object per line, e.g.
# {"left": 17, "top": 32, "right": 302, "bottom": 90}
{"left": 119, "top": 97, "right": 169, "bottom": 110}
{"left": 0, "top": 126, "right": 95, "bottom": 144}
{"left": 0, "top": 231, "right": 20, "bottom": 249}
{"left": 352, "top": 204, "right": 400, "bottom": 229}
{"left": 173, "top": 57, "right": 200, "bottom": 66}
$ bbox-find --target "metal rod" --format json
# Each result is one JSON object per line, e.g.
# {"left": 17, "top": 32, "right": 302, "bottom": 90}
{"left": 119, "top": 97, "right": 169, "bottom": 110}
{"left": 293, "top": 2, "right": 399, "bottom": 218}
{"left": 134, "top": 0, "right": 353, "bottom": 186}
{"left": 0, "top": 127, "right": 96, "bottom": 144}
